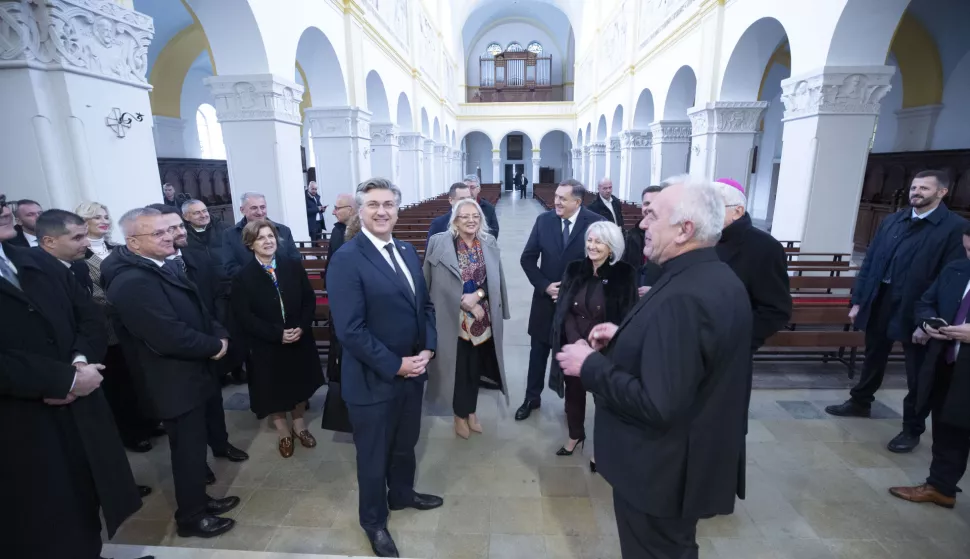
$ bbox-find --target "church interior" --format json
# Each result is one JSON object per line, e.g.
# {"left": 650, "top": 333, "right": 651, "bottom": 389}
{"left": 2, "top": 0, "right": 970, "bottom": 557}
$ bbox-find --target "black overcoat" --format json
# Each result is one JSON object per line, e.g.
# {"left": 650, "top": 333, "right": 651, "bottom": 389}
{"left": 0, "top": 245, "right": 140, "bottom": 556}
{"left": 231, "top": 257, "right": 324, "bottom": 418}
{"left": 586, "top": 196, "right": 626, "bottom": 228}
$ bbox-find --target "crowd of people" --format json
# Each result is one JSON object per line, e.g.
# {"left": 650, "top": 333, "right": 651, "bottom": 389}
{"left": 1, "top": 167, "right": 968, "bottom": 559}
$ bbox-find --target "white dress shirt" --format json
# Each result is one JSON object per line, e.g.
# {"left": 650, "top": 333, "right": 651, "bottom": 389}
{"left": 912, "top": 206, "right": 937, "bottom": 220}
{"left": 0, "top": 243, "right": 16, "bottom": 275}
{"left": 140, "top": 254, "right": 167, "bottom": 267}
{"left": 600, "top": 196, "right": 618, "bottom": 223}
{"left": 361, "top": 226, "right": 416, "bottom": 293}
{"left": 23, "top": 231, "right": 38, "bottom": 247}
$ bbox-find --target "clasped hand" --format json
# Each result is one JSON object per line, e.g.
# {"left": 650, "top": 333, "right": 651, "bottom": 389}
{"left": 282, "top": 328, "right": 303, "bottom": 344}
{"left": 44, "top": 363, "right": 105, "bottom": 406}
{"left": 398, "top": 350, "right": 433, "bottom": 378}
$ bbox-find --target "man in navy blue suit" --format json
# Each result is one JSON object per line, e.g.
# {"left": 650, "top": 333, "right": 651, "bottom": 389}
{"left": 326, "top": 177, "right": 441, "bottom": 558}
{"left": 517, "top": 178, "right": 604, "bottom": 420}
{"left": 426, "top": 182, "right": 473, "bottom": 241}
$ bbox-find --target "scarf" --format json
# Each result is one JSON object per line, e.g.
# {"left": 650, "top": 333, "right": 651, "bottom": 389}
{"left": 457, "top": 237, "right": 491, "bottom": 345}
{"left": 259, "top": 257, "right": 286, "bottom": 321}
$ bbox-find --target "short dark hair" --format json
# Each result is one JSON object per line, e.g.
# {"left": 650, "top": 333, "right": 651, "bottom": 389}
{"left": 641, "top": 185, "right": 663, "bottom": 199}
{"left": 13, "top": 199, "right": 41, "bottom": 218}
{"left": 558, "top": 178, "right": 586, "bottom": 200}
{"left": 448, "top": 182, "right": 470, "bottom": 198}
{"left": 146, "top": 203, "right": 181, "bottom": 216}
{"left": 35, "top": 209, "right": 85, "bottom": 239}
{"left": 242, "top": 219, "right": 279, "bottom": 250}
{"left": 914, "top": 170, "right": 950, "bottom": 190}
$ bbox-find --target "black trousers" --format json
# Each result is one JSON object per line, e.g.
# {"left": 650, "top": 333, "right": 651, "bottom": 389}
{"left": 849, "top": 285, "right": 929, "bottom": 435}
{"left": 926, "top": 363, "right": 970, "bottom": 497}
{"left": 454, "top": 338, "right": 500, "bottom": 418}
{"left": 525, "top": 338, "right": 552, "bottom": 403}
{"left": 564, "top": 375, "right": 587, "bottom": 440}
{"left": 613, "top": 490, "right": 699, "bottom": 559}
{"left": 347, "top": 379, "right": 423, "bottom": 530}
{"left": 163, "top": 390, "right": 228, "bottom": 524}
{"left": 101, "top": 344, "right": 156, "bottom": 446}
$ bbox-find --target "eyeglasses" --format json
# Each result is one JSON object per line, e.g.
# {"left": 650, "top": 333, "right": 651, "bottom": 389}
{"left": 456, "top": 214, "right": 481, "bottom": 222}
{"left": 334, "top": 205, "right": 352, "bottom": 211}
{"left": 129, "top": 225, "right": 179, "bottom": 239}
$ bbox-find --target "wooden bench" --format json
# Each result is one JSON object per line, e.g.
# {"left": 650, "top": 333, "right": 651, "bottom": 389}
{"left": 757, "top": 306, "right": 865, "bottom": 375}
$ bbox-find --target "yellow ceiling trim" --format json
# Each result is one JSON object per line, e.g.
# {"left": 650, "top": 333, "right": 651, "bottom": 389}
{"left": 757, "top": 40, "right": 790, "bottom": 102}
{"left": 889, "top": 12, "right": 943, "bottom": 108}
{"left": 148, "top": 23, "right": 210, "bottom": 119}
{"left": 179, "top": 0, "right": 216, "bottom": 74}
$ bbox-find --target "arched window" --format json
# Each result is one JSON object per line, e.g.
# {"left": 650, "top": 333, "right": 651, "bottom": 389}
{"left": 485, "top": 42, "right": 502, "bottom": 57}
{"left": 505, "top": 42, "right": 524, "bottom": 52}
{"left": 196, "top": 104, "right": 226, "bottom": 160}
{"left": 527, "top": 41, "right": 543, "bottom": 55}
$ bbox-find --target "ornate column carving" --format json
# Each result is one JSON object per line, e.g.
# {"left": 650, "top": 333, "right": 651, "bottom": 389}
{"left": 205, "top": 75, "right": 303, "bottom": 125}
{"left": 397, "top": 131, "right": 424, "bottom": 205}
{"left": 305, "top": 106, "right": 372, "bottom": 230}
{"left": 423, "top": 139, "right": 436, "bottom": 200}
{"left": 370, "top": 122, "right": 399, "bottom": 184}
{"left": 648, "top": 120, "right": 691, "bottom": 185}
{"left": 773, "top": 66, "right": 895, "bottom": 253}
{"left": 570, "top": 148, "right": 583, "bottom": 180}
{"left": 589, "top": 142, "right": 607, "bottom": 188}
{"left": 687, "top": 101, "right": 768, "bottom": 182}
{"left": 607, "top": 136, "right": 621, "bottom": 186}
{"left": 620, "top": 130, "right": 652, "bottom": 200}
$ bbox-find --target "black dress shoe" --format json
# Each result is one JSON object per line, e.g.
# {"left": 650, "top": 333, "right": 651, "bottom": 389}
{"left": 176, "top": 515, "right": 235, "bottom": 538}
{"left": 138, "top": 485, "right": 153, "bottom": 498}
{"left": 824, "top": 400, "right": 871, "bottom": 418}
{"left": 206, "top": 495, "right": 241, "bottom": 515}
{"left": 887, "top": 431, "right": 920, "bottom": 453}
{"left": 514, "top": 400, "right": 540, "bottom": 421}
{"left": 213, "top": 444, "right": 249, "bottom": 462}
{"left": 150, "top": 424, "right": 167, "bottom": 438}
{"left": 388, "top": 492, "right": 443, "bottom": 511}
{"left": 205, "top": 465, "right": 216, "bottom": 486}
{"left": 364, "top": 528, "right": 400, "bottom": 558}
{"left": 126, "top": 439, "right": 152, "bottom": 453}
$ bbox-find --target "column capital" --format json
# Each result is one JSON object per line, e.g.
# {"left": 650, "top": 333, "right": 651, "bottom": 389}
{"left": 607, "top": 136, "right": 621, "bottom": 152}
{"left": 370, "top": 122, "right": 399, "bottom": 146}
{"left": 648, "top": 120, "right": 692, "bottom": 144}
{"left": 492, "top": 153, "right": 501, "bottom": 162}
{"left": 433, "top": 144, "right": 450, "bottom": 156}
{"left": 582, "top": 145, "right": 591, "bottom": 155}
{"left": 589, "top": 142, "right": 606, "bottom": 155}
{"left": 620, "top": 129, "right": 653, "bottom": 149}
{"left": 687, "top": 102, "right": 769, "bottom": 135}
{"left": 397, "top": 131, "right": 424, "bottom": 151}
{"left": 780, "top": 66, "right": 895, "bottom": 122}
{"left": 207, "top": 74, "right": 305, "bottom": 125}
{"left": 571, "top": 147, "right": 583, "bottom": 158}
{"left": 491, "top": 148, "right": 501, "bottom": 154}
{"left": 0, "top": 0, "right": 155, "bottom": 89}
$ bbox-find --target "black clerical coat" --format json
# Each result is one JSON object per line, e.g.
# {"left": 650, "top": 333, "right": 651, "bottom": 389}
{"left": 0, "top": 245, "right": 140, "bottom": 556}
{"left": 580, "top": 248, "right": 752, "bottom": 519}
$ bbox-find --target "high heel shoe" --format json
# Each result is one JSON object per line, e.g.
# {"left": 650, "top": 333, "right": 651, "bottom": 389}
{"left": 555, "top": 437, "right": 586, "bottom": 456}
{"left": 589, "top": 460, "right": 597, "bottom": 474}
{"left": 467, "top": 413, "right": 483, "bottom": 434}
{"left": 454, "top": 416, "right": 470, "bottom": 439}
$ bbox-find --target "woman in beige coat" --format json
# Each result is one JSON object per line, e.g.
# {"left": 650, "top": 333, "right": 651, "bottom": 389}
{"left": 423, "top": 198, "right": 510, "bottom": 438}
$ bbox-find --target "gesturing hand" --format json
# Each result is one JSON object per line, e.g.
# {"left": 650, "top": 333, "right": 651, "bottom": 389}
{"left": 924, "top": 324, "right": 950, "bottom": 341}
{"left": 912, "top": 327, "right": 930, "bottom": 345}
{"left": 546, "top": 282, "right": 561, "bottom": 301}
{"left": 556, "top": 340, "right": 595, "bottom": 377}
{"left": 588, "top": 322, "right": 619, "bottom": 351}
{"left": 72, "top": 364, "right": 105, "bottom": 396}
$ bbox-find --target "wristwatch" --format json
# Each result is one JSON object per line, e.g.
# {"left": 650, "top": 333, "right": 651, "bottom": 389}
{"left": 476, "top": 288, "right": 485, "bottom": 299}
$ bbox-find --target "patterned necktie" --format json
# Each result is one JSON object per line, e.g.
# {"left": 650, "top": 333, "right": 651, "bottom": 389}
{"left": 562, "top": 219, "right": 571, "bottom": 250}
{"left": 173, "top": 255, "right": 187, "bottom": 275}
{"left": 384, "top": 243, "right": 415, "bottom": 298}
{"left": 945, "top": 289, "right": 970, "bottom": 364}
{"left": 0, "top": 256, "right": 21, "bottom": 291}
{"left": 165, "top": 256, "right": 187, "bottom": 280}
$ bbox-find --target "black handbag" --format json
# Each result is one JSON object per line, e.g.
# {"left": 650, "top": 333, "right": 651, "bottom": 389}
{"left": 320, "top": 325, "right": 353, "bottom": 433}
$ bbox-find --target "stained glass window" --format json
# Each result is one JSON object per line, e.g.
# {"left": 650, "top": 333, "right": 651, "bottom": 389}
{"left": 526, "top": 41, "right": 543, "bottom": 55}
{"left": 485, "top": 43, "right": 502, "bottom": 57}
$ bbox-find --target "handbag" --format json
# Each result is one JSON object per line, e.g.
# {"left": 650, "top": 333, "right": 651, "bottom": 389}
{"left": 320, "top": 323, "right": 353, "bottom": 433}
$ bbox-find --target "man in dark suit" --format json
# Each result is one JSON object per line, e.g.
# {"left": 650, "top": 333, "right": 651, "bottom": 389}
{"left": 427, "top": 182, "right": 473, "bottom": 241}
{"left": 327, "top": 178, "right": 441, "bottom": 558}
{"left": 557, "top": 177, "right": 752, "bottom": 558}
{"left": 623, "top": 185, "right": 664, "bottom": 295}
{"left": 222, "top": 192, "right": 301, "bottom": 277}
{"left": 327, "top": 193, "right": 356, "bottom": 260}
{"left": 182, "top": 199, "right": 229, "bottom": 262}
{"left": 34, "top": 209, "right": 95, "bottom": 292}
{"left": 6, "top": 198, "right": 43, "bottom": 248}
{"left": 464, "top": 175, "right": 500, "bottom": 239}
{"left": 305, "top": 181, "right": 327, "bottom": 241}
{"left": 587, "top": 178, "right": 625, "bottom": 227}
{"left": 0, "top": 194, "right": 144, "bottom": 559}
{"left": 890, "top": 226, "right": 970, "bottom": 508}
{"left": 163, "top": 182, "right": 190, "bottom": 208}
{"left": 826, "top": 170, "right": 968, "bottom": 454}
{"left": 103, "top": 207, "right": 240, "bottom": 539}
{"left": 518, "top": 178, "right": 604, "bottom": 420}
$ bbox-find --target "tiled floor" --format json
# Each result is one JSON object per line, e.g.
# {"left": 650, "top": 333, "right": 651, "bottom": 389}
{"left": 103, "top": 193, "right": 970, "bottom": 559}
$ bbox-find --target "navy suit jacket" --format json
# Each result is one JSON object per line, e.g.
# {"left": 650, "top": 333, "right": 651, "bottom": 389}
{"left": 520, "top": 207, "right": 604, "bottom": 338}
{"left": 426, "top": 213, "right": 450, "bottom": 243}
{"left": 326, "top": 234, "right": 437, "bottom": 406}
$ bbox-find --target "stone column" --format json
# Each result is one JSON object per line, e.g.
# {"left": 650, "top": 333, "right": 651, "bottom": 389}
{"left": 571, "top": 148, "right": 583, "bottom": 180}
{"left": 893, "top": 105, "right": 943, "bottom": 152}
{"left": 582, "top": 145, "right": 592, "bottom": 188}
{"left": 648, "top": 120, "right": 692, "bottom": 185}
{"left": 434, "top": 144, "right": 449, "bottom": 195}
{"left": 491, "top": 149, "right": 501, "bottom": 187}
{"left": 397, "top": 132, "right": 424, "bottom": 205}
{"left": 0, "top": 0, "right": 158, "bottom": 226}
{"left": 153, "top": 116, "right": 189, "bottom": 158}
{"left": 607, "top": 136, "right": 622, "bottom": 186}
{"left": 590, "top": 142, "right": 607, "bottom": 187}
{"left": 304, "top": 106, "right": 372, "bottom": 233}
{"left": 772, "top": 66, "right": 895, "bottom": 253}
{"left": 423, "top": 139, "right": 436, "bottom": 200}
{"left": 620, "top": 130, "right": 652, "bottom": 201}
{"left": 687, "top": 101, "right": 768, "bottom": 186}
{"left": 370, "top": 122, "right": 399, "bottom": 184}
{"left": 531, "top": 148, "right": 541, "bottom": 187}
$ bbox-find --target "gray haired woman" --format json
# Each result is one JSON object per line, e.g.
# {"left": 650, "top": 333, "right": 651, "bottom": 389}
{"left": 548, "top": 221, "right": 637, "bottom": 468}
{"left": 423, "top": 198, "right": 510, "bottom": 438}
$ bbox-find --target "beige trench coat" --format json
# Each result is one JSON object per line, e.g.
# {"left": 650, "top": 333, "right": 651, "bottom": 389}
{"left": 423, "top": 231, "right": 510, "bottom": 414}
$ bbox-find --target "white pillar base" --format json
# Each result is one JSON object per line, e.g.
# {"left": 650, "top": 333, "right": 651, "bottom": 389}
{"left": 371, "top": 122, "right": 399, "bottom": 185}
{"left": 620, "top": 130, "right": 653, "bottom": 201}
{"left": 531, "top": 152, "right": 541, "bottom": 188}
{"left": 397, "top": 132, "right": 424, "bottom": 205}
{"left": 491, "top": 150, "right": 501, "bottom": 188}
{"left": 649, "top": 120, "right": 692, "bottom": 185}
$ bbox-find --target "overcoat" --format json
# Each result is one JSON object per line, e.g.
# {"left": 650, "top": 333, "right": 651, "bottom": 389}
{"left": 423, "top": 232, "right": 510, "bottom": 412}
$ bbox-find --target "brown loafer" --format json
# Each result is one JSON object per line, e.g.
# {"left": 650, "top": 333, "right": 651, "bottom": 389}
{"left": 292, "top": 429, "right": 317, "bottom": 448}
{"left": 278, "top": 436, "right": 294, "bottom": 458}
{"left": 889, "top": 483, "right": 955, "bottom": 508}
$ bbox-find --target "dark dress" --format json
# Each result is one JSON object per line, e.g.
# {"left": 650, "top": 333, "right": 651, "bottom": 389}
{"left": 231, "top": 256, "right": 324, "bottom": 418}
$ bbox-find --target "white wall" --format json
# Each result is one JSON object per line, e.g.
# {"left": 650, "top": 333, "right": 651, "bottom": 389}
{"left": 932, "top": 51, "right": 970, "bottom": 150}
{"left": 180, "top": 67, "right": 217, "bottom": 158}
{"left": 499, "top": 133, "right": 533, "bottom": 187}
{"left": 464, "top": 134, "right": 494, "bottom": 182}
{"left": 466, "top": 22, "right": 564, "bottom": 87}
{"left": 539, "top": 132, "right": 568, "bottom": 183}
{"left": 870, "top": 56, "right": 903, "bottom": 154}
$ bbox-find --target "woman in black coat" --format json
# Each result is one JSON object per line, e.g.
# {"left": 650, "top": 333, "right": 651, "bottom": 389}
{"left": 231, "top": 220, "right": 324, "bottom": 458}
{"left": 549, "top": 221, "right": 637, "bottom": 467}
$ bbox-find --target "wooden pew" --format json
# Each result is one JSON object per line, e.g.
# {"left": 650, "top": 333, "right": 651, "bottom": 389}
{"left": 757, "top": 305, "right": 865, "bottom": 375}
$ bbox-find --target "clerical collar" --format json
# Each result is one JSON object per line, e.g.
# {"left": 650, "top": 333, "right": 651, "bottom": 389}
{"left": 193, "top": 225, "right": 207, "bottom": 232}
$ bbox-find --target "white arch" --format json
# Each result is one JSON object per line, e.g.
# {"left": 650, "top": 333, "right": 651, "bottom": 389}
{"left": 719, "top": 18, "right": 789, "bottom": 101}
{"left": 596, "top": 115, "right": 608, "bottom": 141}
{"left": 610, "top": 105, "right": 624, "bottom": 139}
{"left": 661, "top": 65, "right": 697, "bottom": 120}
{"left": 826, "top": 0, "right": 909, "bottom": 67}
{"left": 633, "top": 89, "right": 655, "bottom": 127}
{"left": 585, "top": 122, "right": 592, "bottom": 144}
{"left": 296, "top": 26, "right": 348, "bottom": 105}
{"left": 433, "top": 117, "right": 442, "bottom": 142}
{"left": 420, "top": 109, "right": 430, "bottom": 136}
{"left": 364, "top": 70, "right": 390, "bottom": 121}
{"left": 396, "top": 92, "right": 413, "bottom": 131}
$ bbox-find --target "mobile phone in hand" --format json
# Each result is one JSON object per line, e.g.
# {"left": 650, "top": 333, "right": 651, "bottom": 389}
{"left": 923, "top": 317, "right": 949, "bottom": 330}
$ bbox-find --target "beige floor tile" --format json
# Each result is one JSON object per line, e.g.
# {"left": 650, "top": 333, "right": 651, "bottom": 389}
{"left": 543, "top": 535, "right": 584, "bottom": 559}
{"left": 434, "top": 533, "right": 488, "bottom": 559}
{"left": 437, "top": 495, "right": 491, "bottom": 534}
{"left": 709, "top": 537, "right": 777, "bottom": 559}
{"left": 233, "top": 488, "right": 303, "bottom": 527}
{"left": 538, "top": 465, "right": 590, "bottom": 498}
{"left": 489, "top": 496, "right": 543, "bottom": 534}
{"left": 539, "top": 497, "right": 597, "bottom": 537}
{"left": 488, "top": 533, "right": 547, "bottom": 559}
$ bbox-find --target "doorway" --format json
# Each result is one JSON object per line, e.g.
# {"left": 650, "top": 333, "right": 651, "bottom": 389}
{"left": 504, "top": 163, "right": 524, "bottom": 191}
